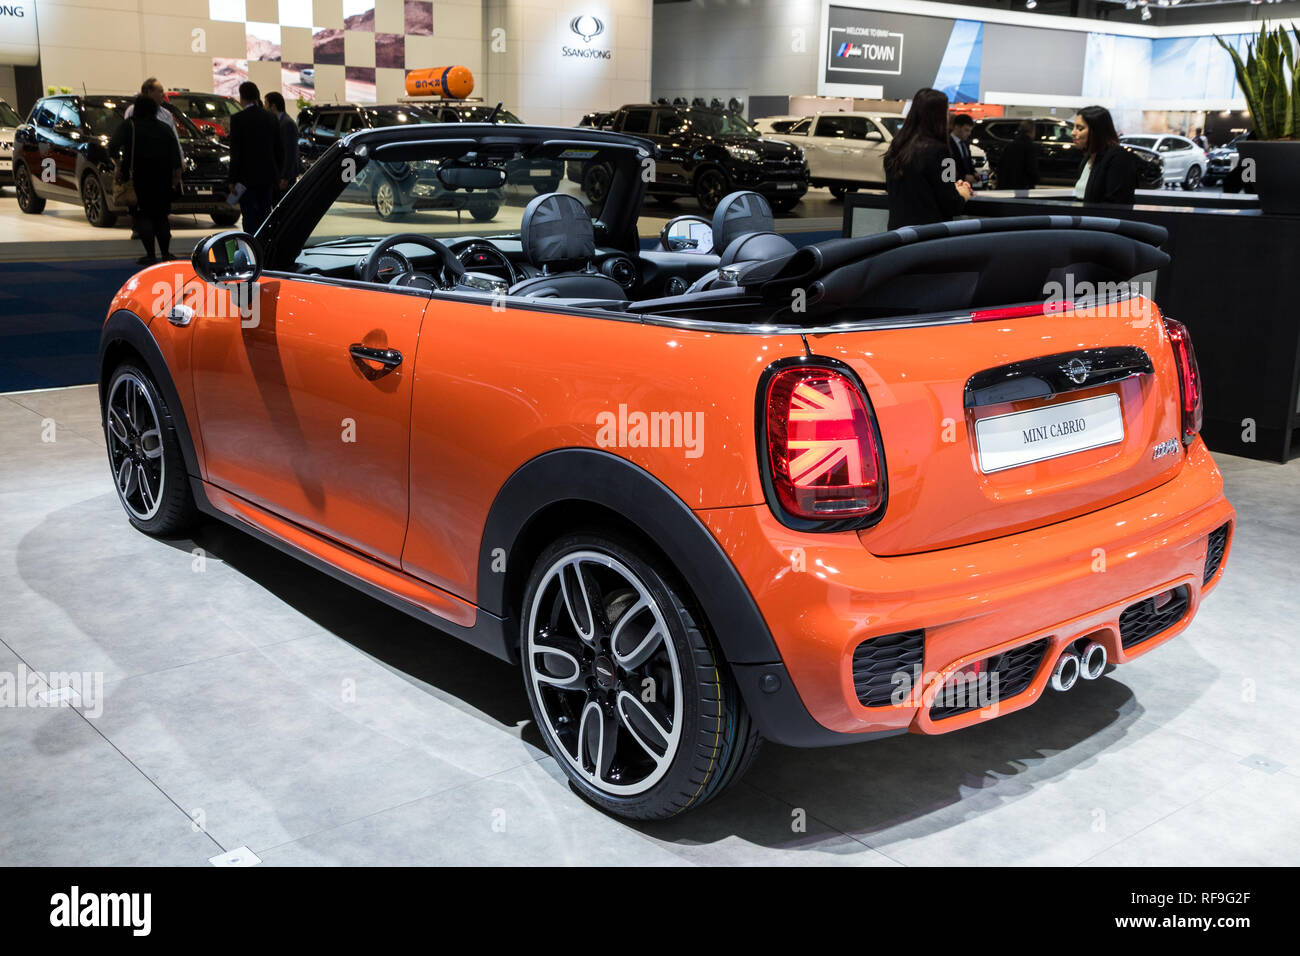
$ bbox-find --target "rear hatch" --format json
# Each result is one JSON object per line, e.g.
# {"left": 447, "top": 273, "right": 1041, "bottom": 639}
{"left": 808, "top": 300, "right": 1187, "bottom": 556}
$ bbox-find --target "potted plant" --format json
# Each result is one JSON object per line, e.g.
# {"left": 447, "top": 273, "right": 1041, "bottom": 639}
{"left": 1216, "top": 24, "right": 1300, "bottom": 214}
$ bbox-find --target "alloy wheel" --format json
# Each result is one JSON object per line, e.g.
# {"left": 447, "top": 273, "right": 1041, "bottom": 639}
{"left": 83, "top": 176, "right": 104, "bottom": 224}
{"left": 526, "top": 550, "right": 684, "bottom": 796}
{"left": 375, "top": 181, "right": 396, "bottom": 219}
{"left": 106, "top": 372, "right": 165, "bottom": 521}
{"left": 696, "top": 170, "right": 727, "bottom": 211}
{"left": 583, "top": 165, "right": 611, "bottom": 205}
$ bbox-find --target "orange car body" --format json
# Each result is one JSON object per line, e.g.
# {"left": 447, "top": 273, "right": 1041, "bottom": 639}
{"left": 103, "top": 261, "right": 1233, "bottom": 744}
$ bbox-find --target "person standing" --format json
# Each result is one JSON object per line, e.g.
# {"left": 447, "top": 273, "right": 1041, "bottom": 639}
{"left": 1192, "top": 127, "right": 1210, "bottom": 152}
{"left": 226, "top": 81, "right": 283, "bottom": 234}
{"left": 264, "top": 91, "right": 299, "bottom": 204}
{"left": 124, "top": 78, "right": 183, "bottom": 160}
{"left": 949, "top": 113, "right": 979, "bottom": 187}
{"left": 110, "top": 95, "right": 182, "bottom": 265}
{"left": 1071, "top": 105, "right": 1137, "bottom": 204}
{"left": 995, "top": 119, "right": 1040, "bottom": 190}
{"left": 884, "top": 88, "right": 973, "bottom": 230}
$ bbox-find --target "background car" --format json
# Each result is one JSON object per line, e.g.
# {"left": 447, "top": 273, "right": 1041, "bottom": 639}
{"left": 0, "top": 97, "right": 20, "bottom": 188}
{"left": 1121, "top": 134, "right": 1207, "bottom": 190}
{"left": 765, "top": 110, "right": 987, "bottom": 197}
{"left": 11, "top": 93, "right": 236, "bottom": 227}
{"left": 591, "top": 103, "right": 808, "bottom": 212}
{"left": 577, "top": 110, "right": 613, "bottom": 129}
{"left": 753, "top": 114, "right": 805, "bottom": 135}
{"left": 975, "top": 116, "right": 1164, "bottom": 190}
{"left": 296, "top": 103, "right": 504, "bottom": 221}
{"left": 1203, "top": 133, "right": 1247, "bottom": 186}
{"left": 297, "top": 102, "right": 560, "bottom": 202}
{"left": 165, "top": 90, "right": 242, "bottom": 140}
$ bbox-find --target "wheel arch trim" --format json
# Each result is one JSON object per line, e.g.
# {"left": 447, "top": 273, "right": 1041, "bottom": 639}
{"left": 99, "top": 309, "right": 202, "bottom": 478}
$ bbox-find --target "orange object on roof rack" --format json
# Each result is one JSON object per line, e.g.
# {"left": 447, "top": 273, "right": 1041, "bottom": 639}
{"left": 404, "top": 66, "right": 474, "bottom": 99}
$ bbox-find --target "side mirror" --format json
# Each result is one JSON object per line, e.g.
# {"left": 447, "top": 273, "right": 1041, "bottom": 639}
{"left": 192, "top": 231, "right": 262, "bottom": 287}
{"left": 660, "top": 215, "right": 713, "bottom": 254}
{"left": 866, "top": 131, "right": 884, "bottom": 143}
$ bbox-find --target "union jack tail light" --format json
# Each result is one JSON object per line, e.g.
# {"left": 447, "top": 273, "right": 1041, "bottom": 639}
{"left": 761, "top": 362, "right": 887, "bottom": 528}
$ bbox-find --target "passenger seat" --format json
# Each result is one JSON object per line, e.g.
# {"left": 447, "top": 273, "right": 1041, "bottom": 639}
{"left": 686, "top": 191, "right": 796, "bottom": 293}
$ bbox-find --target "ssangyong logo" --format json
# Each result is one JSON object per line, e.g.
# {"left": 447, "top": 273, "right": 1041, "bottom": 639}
{"left": 570, "top": 15, "right": 604, "bottom": 42}
{"left": 563, "top": 14, "right": 611, "bottom": 59}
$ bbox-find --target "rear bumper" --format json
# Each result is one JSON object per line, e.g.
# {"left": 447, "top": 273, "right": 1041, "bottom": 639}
{"left": 698, "top": 437, "right": 1234, "bottom": 740}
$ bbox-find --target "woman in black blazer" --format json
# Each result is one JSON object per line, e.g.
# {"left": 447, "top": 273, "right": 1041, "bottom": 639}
{"left": 1072, "top": 105, "right": 1137, "bottom": 205}
{"left": 884, "top": 87, "right": 972, "bottom": 230}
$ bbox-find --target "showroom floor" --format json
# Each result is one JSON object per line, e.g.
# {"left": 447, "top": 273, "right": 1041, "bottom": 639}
{"left": 1, "top": 385, "right": 1296, "bottom": 866}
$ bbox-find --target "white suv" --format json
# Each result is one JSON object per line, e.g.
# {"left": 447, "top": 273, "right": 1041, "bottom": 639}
{"left": 0, "top": 98, "right": 21, "bottom": 189}
{"left": 766, "top": 111, "right": 985, "bottom": 197}
{"left": 1120, "top": 134, "right": 1207, "bottom": 190}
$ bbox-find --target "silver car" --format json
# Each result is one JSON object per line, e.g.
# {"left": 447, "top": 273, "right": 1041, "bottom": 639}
{"left": 1120, "top": 134, "right": 1208, "bottom": 190}
{"left": 0, "top": 98, "right": 21, "bottom": 188}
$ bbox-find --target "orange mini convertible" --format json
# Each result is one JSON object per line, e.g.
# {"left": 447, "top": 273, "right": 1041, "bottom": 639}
{"left": 99, "top": 123, "right": 1234, "bottom": 819}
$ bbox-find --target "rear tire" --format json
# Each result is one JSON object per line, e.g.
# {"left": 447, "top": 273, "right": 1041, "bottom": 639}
{"left": 1182, "top": 165, "right": 1203, "bottom": 190}
{"left": 104, "top": 364, "right": 197, "bottom": 536}
{"left": 14, "top": 163, "right": 46, "bottom": 213}
{"left": 829, "top": 183, "right": 849, "bottom": 201}
{"left": 468, "top": 200, "right": 500, "bottom": 222}
{"left": 209, "top": 208, "right": 240, "bottom": 226}
{"left": 374, "top": 179, "right": 409, "bottom": 221}
{"left": 520, "top": 532, "right": 761, "bottom": 820}
{"left": 694, "top": 168, "right": 729, "bottom": 213}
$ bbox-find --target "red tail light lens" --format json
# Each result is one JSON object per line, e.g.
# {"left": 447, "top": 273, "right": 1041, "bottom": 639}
{"left": 763, "top": 364, "right": 886, "bottom": 525}
{"left": 1163, "top": 317, "right": 1203, "bottom": 443}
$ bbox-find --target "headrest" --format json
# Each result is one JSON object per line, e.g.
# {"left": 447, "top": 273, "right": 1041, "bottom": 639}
{"left": 711, "top": 191, "right": 774, "bottom": 253}
{"left": 520, "top": 192, "right": 594, "bottom": 266}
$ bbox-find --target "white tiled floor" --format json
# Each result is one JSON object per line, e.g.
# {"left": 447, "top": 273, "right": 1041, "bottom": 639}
{"left": 1, "top": 385, "right": 1297, "bottom": 865}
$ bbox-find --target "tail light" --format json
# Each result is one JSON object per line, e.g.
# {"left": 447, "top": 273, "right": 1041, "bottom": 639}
{"left": 761, "top": 361, "right": 887, "bottom": 529}
{"left": 1163, "top": 317, "right": 1203, "bottom": 443}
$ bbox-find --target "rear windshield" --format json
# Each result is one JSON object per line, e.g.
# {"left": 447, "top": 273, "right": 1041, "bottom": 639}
{"left": 455, "top": 106, "right": 522, "bottom": 124}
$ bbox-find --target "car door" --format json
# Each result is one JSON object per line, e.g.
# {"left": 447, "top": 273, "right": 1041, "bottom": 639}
{"left": 651, "top": 108, "right": 690, "bottom": 188}
{"left": 1157, "top": 137, "right": 1186, "bottom": 180}
{"left": 856, "top": 117, "right": 889, "bottom": 183}
{"left": 43, "top": 99, "right": 83, "bottom": 195}
{"left": 808, "top": 114, "right": 851, "bottom": 181}
{"left": 19, "top": 100, "right": 59, "bottom": 197}
{"left": 188, "top": 275, "right": 428, "bottom": 567}
{"left": 1035, "top": 120, "right": 1080, "bottom": 184}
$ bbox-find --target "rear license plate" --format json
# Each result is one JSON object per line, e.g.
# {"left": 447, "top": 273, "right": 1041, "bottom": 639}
{"left": 530, "top": 168, "right": 552, "bottom": 177}
{"left": 974, "top": 393, "right": 1124, "bottom": 474}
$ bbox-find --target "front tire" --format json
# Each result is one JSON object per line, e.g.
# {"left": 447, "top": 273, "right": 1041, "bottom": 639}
{"left": 374, "top": 179, "right": 409, "bottom": 221}
{"left": 694, "top": 167, "right": 729, "bottom": 213}
{"left": 14, "top": 163, "right": 46, "bottom": 213}
{"left": 82, "top": 174, "right": 117, "bottom": 227}
{"left": 1182, "top": 165, "right": 1203, "bottom": 190}
{"left": 520, "top": 533, "right": 760, "bottom": 820}
{"left": 104, "top": 364, "right": 197, "bottom": 536}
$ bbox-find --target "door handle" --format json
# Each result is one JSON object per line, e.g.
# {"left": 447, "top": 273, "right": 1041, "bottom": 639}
{"left": 350, "top": 344, "right": 403, "bottom": 369}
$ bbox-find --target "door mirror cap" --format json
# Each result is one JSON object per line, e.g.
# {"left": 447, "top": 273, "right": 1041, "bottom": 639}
{"left": 192, "top": 231, "right": 262, "bottom": 287}
{"left": 660, "top": 215, "right": 714, "bottom": 254}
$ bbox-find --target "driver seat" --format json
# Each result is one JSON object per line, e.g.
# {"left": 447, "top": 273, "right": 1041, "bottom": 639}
{"left": 686, "top": 191, "right": 796, "bottom": 293}
{"left": 508, "top": 193, "right": 628, "bottom": 300}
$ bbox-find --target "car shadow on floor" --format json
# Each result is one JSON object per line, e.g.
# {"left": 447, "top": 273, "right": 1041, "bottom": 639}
{"left": 21, "top": 495, "right": 1202, "bottom": 854}
{"left": 173, "top": 516, "right": 1175, "bottom": 849}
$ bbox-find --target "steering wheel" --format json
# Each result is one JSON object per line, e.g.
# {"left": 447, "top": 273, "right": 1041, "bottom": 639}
{"left": 356, "top": 234, "right": 466, "bottom": 290}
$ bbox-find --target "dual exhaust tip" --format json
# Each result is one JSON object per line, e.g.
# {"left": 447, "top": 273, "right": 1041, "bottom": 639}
{"left": 1050, "top": 641, "right": 1107, "bottom": 692}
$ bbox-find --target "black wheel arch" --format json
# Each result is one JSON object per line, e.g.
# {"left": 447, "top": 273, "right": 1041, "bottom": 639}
{"left": 477, "top": 448, "right": 881, "bottom": 747}
{"left": 99, "top": 309, "right": 202, "bottom": 478}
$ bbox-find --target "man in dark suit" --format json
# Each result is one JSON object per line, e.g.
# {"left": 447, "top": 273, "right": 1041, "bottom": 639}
{"left": 226, "top": 81, "right": 283, "bottom": 234}
{"left": 264, "top": 91, "right": 300, "bottom": 204}
{"left": 949, "top": 113, "right": 978, "bottom": 187}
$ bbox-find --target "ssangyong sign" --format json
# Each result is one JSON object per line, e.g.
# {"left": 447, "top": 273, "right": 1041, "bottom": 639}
{"left": 0, "top": 0, "right": 38, "bottom": 67}
{"left": 563, "top": 13, "right": 611, "bottom": 59}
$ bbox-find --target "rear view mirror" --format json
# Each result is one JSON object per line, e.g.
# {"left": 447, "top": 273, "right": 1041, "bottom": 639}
{"left": 192, "top": 231, "right": 261, "bottom": 287}
{"left": 436, "top": 162, "right": 507, "bottom": 190}
{"left": 661, "top": 215, "right": 714, "bottom": 254}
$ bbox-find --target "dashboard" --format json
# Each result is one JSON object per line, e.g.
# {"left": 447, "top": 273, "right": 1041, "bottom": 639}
{"left": 294, "top": 234, "right": 719, "bottom": 300}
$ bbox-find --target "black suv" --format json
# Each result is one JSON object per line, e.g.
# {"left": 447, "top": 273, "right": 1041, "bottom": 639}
{"left": 973, "top": 116, "right": 1164, "bottom": 190}
{"left": 297, "top": 102, "right": 563, "bottom": 215}
{"left": 581, "top": 104, "right": 807, "bottom": 213}
{"left": 12, "top": 94, "right": 237, "bottom": 227}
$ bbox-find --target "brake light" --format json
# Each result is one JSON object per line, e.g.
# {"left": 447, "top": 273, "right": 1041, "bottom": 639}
{"left": 1163, "top": 317, "right": 1203, "bottom": 443}
{"left": 763, "top": 364, "right": 886, "bottom": 525}
{"left": 969, "top": 300, "right": 1072, "bottom": 322}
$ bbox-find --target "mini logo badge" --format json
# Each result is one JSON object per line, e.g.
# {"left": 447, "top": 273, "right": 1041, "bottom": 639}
{"left": 570, "top": 15, "right": 604, "bottom": 42}
{"left": 1152, "top": 438, "right": 1179, "bottom": 460}
{"left": 1062, "top": 358, "right": 1091, "bottom": 385}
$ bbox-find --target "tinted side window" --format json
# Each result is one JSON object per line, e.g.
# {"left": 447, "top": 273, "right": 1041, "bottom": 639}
{"left": 313, "top": 112, "right": 341, "bottom": 139}
{"left": 32, "top": 102, "right": 57, "bottom": 128}
{"left": 844, "top": 116, "right": 870, "bottom": 140}
{"left": 814, "top": 115, "right": 851, "bottom": 138}
{"left": 338, "top": 112, "right": 364, "bottom": 133}
{"left": 57, "top": 102, "right": 82, "bottom": 127}
{"left": 1037, "top": 123, "right": 1073, "bottom": 143}
{"left": 621, "top": 109, "right": 652, "bottom": 134}
{"left": 985, "top": 122, "right": 1015, "bottom": 140}
{"left": 653, "top": 110, "right": 681, "bottom": 135}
